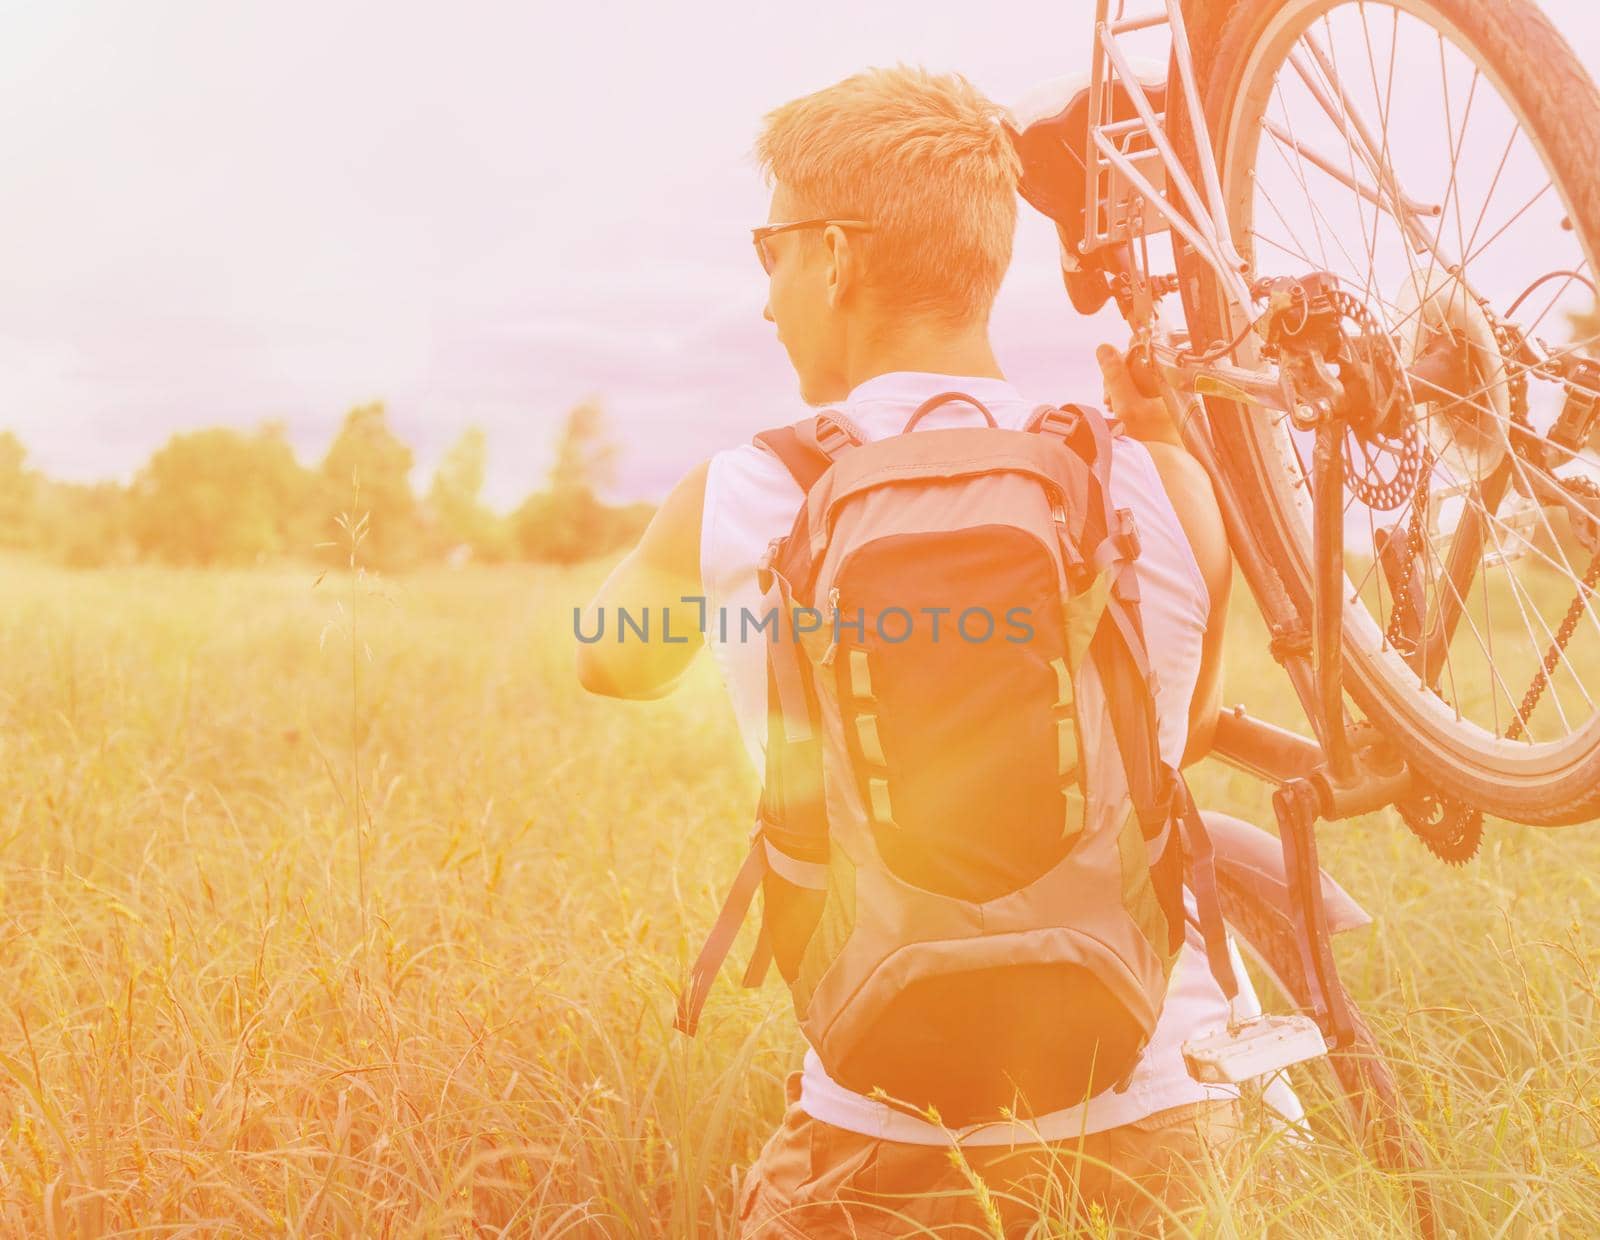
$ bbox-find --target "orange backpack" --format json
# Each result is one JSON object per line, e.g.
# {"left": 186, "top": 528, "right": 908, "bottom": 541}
{"left": 677, "top": 393, "right": 1236, "bottom": 1125}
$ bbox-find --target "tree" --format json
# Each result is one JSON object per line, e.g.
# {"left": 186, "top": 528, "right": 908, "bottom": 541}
{"left": 510, "top": 487, "right": 607, "bottom": 563}
{"left": 548, "top": 398, "right": 617, "bottom": 499}
{"left": 130, "top": 425, "right": 313, "bottom": 565}
{"left": 511, "top": 400, "right": 633, "bottom": 563}
{"left": 426, "top": 426, "right": 510, "bottom": 562}
{"left": 36, "top": 480, "right": 131, "bottom": 568}
{"left": 319, "top": 402, "right": 421, "bottom": 570}
{"left": 0, "top": 431, "right": 39, "bottom": 547}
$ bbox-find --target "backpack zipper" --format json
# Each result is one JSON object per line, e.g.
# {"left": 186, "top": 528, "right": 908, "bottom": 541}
{"left": 819, "top": 585, "right": 841, "bottom": 667}
{"left": 1052, "top": 487, "right": 1087, "bottom": 587}
{"left": 1051, "top": 490, "right": 1069, "bottom": 536}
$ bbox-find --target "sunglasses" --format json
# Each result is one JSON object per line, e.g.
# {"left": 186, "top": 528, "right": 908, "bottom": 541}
{"left": 751, "top": 218, "right": 875, "bottom": 275}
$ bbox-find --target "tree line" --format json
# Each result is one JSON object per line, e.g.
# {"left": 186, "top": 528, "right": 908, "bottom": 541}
{"left": 0, "top": 401, "right": 654, "bottom": 570}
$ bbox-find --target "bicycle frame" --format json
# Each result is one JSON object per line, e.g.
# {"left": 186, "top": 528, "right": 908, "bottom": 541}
{"left": 1086, "top": 0, "right": 1430, "bottom": 810}
{"left": 1082, "top": 0, "right": 1434, "bottom": 1050}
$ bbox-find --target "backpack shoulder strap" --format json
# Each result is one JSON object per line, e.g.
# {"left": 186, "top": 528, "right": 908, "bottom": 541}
{"left": 1172, "top": 773, "right": 1241, "bottom": 1005}
{"left": 753, "top": 410, "right": 865, "bottom": 491}
{"left": 1027, "top": 401, "right": 1119, "bottom": 496}
{"left": 753, "top": 423, "right": 831, "bottom": 491}
{"left": 1050, "top": 399, "right": 1241, "bottom": 1006}
{"left": 674, "top": 640, "right": 829, "bottom": 1037}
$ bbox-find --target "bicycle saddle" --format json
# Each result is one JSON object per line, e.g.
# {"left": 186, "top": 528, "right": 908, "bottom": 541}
{"left": 1003, "top": 63, "right": 1168, "bottom": 315}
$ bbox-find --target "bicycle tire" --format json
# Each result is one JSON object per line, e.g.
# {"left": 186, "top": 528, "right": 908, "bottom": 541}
{"left": 1172, "top": 0, "right": 1600, "bottom": 825}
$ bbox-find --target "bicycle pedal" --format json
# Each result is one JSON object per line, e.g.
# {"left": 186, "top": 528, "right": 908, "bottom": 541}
{"left": 1181, "top": 1015, "right": 1329, "bottom": 1085}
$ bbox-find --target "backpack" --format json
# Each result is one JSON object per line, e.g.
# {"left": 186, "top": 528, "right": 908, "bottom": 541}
{"left": 675, "top": 391, "right": 1238, "bottom": 1126}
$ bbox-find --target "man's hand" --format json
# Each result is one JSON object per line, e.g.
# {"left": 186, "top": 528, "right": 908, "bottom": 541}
{"left": 1097, "top": 344, "right": 1181, "bottom": 446}
{"left": 575, "top": 460, "right": 709, "bottom": 700}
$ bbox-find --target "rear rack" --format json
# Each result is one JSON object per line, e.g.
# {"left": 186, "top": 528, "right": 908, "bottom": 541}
{"left": 1083, "top": 0, "right": 1253, "bottom": 310}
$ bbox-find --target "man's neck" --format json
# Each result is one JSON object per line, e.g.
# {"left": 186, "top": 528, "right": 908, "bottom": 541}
{"left": 840, "top": 316, "right": 1005, "bottom": 395}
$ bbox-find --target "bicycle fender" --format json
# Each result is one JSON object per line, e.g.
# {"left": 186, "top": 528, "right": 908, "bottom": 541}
{"left": 1201, "top": 810, "right": 1372, "bottom": 935}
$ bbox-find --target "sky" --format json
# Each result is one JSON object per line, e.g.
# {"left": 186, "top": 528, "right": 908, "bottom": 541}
{"left": 4, "top": 1, "right": 1599, "bottom": 507}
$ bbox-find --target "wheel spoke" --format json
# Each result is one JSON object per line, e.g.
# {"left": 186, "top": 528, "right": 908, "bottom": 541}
{"left": 1457, "top": 120, "right": 1522, "bottom": 271}
{"left": 1318, "top": 13, "right": 1387, "bottom": 320}
{"left": 1411, "top": 507, "right": 1534, "bottom": 736}
{"left": 1459, "top": 181, "right": 1556, "bottom": 272}
{"left": 1268, "top": 78, "right": 1334, "bottom": 270}
{"left": 1372, "top": 37, "right": 1480, "bottom": 343}
{"left": 1478, "top": 514, "right": 1589, "bottom": 729}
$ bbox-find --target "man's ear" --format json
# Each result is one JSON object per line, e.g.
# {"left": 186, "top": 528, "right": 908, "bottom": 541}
{"left": 822, "top": 223, "right": 856, "bottom": 311}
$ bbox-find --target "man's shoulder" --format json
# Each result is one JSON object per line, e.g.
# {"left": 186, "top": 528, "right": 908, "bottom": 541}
{"left": 708, "top": 420, "right": 812, "bottom": 496}
{"left": 633, "top": 457, "right": 711, "bottom": 572}
{"left": 1105, "top": 434, "right": 1167, "bottom": 506}
{"left": 698, "top": 426, "right": 817, "bottom": 602}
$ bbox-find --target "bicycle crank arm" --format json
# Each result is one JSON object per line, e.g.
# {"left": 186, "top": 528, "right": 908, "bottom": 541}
{"left": 1202, "top": 808, "right": 1371, "bottom": 934}
{"left": 1275, "top": 780, "right": 1357, "bottom": 1049}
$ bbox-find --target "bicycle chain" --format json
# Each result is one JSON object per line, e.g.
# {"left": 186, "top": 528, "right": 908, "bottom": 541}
{"left": 1378, "top": 310, "right": 1594, "bottom": 714}
{"left": 1379, "top": 314, "right": 1600, "bottom": 858}
{"left": 1487, "top": 315, "right": 1600, "bottom": 743}
{"left": 1490, "top": 316, "right": 1532, "bottom": 444}
{"left": 1381, "top": 446, "right": 1434, "bottom": 655}
{"left": 1505, "top": 474, "right": 1600, "bottom": 742}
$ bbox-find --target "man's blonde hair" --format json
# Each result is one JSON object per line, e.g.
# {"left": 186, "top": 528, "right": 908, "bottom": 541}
{"left": 756, "top": 65, "right": 1022, "bottom": 324}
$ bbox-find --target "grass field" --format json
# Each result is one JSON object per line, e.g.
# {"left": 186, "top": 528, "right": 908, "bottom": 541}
{"left": 0, "top": 553, "right": 1596, "bottom": 1237}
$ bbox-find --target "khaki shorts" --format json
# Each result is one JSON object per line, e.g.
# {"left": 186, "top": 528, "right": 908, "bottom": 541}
{"left": 737, "top": 1072, "right": 1243, "bottom": 1239}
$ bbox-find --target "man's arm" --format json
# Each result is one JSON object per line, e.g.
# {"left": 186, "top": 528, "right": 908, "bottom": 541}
{"left": 1144, "top": 444, "right": 1230, "bottom": 764}
{"left": 575, "top": 460, "right": 709, "bottom": 700}
{"left": 1097, "top": 346, "right": 1231, "bottom": 765}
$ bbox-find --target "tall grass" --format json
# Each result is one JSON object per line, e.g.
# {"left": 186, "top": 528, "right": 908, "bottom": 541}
{"left": 0, "top": 553, "right": 1593, "bottom": 1236}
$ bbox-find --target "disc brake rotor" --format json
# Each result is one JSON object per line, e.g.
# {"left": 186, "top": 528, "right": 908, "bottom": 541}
{"left": 1335, "top": 290, "right": 1426, "bottom": 511}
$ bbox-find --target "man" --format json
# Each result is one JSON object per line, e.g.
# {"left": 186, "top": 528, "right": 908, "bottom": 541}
{"left": 578, "top": 65, "right": 1250, "bottom": 1237}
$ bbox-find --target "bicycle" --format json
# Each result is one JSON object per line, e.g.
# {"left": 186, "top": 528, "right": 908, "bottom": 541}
{"left": 1009, "top": 0, "right": 1600, "bottom": 1229}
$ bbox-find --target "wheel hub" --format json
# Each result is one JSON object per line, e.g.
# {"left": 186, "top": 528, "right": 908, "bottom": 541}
{"left": 1394, "top": 270, "right": 1513, "bottom": 478}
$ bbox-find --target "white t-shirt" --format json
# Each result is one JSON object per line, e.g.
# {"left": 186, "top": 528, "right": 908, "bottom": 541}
{"left": 699, "top": 370, "right": 1250, "bottom": 1144}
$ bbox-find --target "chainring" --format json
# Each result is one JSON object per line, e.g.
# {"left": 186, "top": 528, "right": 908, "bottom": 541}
{"left": 1395, "top": 792, "right": 1485, "bottom": 864}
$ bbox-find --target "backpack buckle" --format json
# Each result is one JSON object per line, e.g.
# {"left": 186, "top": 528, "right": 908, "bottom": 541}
{"left": 801, "top": 411, "right": 864, "bottom": 460}
{"left": 816, "top": 419, "right": 853, "bottom": 453}
{"left": 756, "top": 537, "right": 783, "bottom": 594}
{"left": 1114, "top": 508, "right": 1141, "bottom": 562}
{"left": 1030, "top": 404, "right": 1082, "bottom": 441}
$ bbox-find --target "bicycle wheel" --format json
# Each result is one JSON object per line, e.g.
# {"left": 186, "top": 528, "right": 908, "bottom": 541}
{"left": 1174, "top": 0, "right": 1600, "bottom": 824}
{"left": 1219, "top": 875, "right": 1436, "bottom": 1234}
